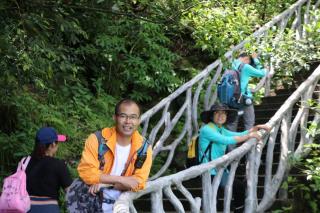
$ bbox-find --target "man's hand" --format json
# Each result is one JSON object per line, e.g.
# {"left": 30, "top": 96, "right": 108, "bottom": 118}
{"left": 114, "top": 176, "right": 139, "bottom": 191}
{"left": 88, "top": 184, "right": 101, "bottom": 196}
{"left": 113, "top": 183, "right": 130, "bottom": 191}
{"left": 99, "top": 174, "right": 140, "bottom": 191}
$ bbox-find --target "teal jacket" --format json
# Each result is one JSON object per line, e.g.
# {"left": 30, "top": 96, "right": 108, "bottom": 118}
{"left": 232, "top": 58, "right": 267, "bottom": 98}
{"left": 198, "top": 123, "right": 248, "bottom": 175}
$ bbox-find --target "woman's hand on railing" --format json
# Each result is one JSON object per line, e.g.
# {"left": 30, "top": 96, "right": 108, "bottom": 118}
{"left": 250, "top": 124, "right": 272, "bottom": 133}
{"left": 248, "top": 132, "right": 262, "bottom": 141}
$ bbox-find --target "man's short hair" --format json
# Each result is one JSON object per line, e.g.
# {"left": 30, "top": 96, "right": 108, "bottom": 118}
{"left": 114, "top": 99, "right": 141, "bottom": 116}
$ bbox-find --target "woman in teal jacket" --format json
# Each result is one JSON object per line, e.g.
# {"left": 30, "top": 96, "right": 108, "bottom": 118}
{"left": 199, "top": 103, "right": 270, "bottom": 212}
{"left": 228, "top": 52, "right": 267, "bottom": 133}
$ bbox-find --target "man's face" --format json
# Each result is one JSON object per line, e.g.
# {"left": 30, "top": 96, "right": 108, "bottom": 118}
{"left": 113, "top": 103, "right": 141, "bottom": 137}
{"left": 239, "top": 56, "right": 251, "bottom": 64}
{"left": 213, "top": 110, "right": 227, "bottom": 126}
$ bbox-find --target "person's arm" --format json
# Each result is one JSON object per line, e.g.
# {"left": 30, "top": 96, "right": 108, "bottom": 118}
{"left": 57, "top": 160, "right": 73, "bottom": 192}
{"left": 252, "top": 58, "right": 263, "bottom": 69}
{"left": 251, "top": 53, "right": 263, "bottom": 69}
{"left": 112, "top": 177, "right": 139, "bottom": 191}
{"left": 88, "top": 175, "right": 140, "bottom": 195}
{"left": 100, "top": 146, "right": 153, "bottom": 192}
{"left": 77, "top": 134, "right": 102, "bottom": 185}
{"left": 224, "top": 128, "right": 249, "bottom": 137}
{"left": 203, "top": 125, "right": 261, "bottom": 145}
{"left": 233, "top": 132, "right": 261, "bottom": 143}
{"left": 223, "top": 126, "right": 261, "bottom": 143}
{"left": 243, "top": 63, "right": 266, "bottom": 78}
{"left": 249, "top": 124, "right": 271, "bottom": 133}
{"left": 201, "top": 125, "right": 237, "bottom": 145}
{"left": 126, "top": 146, "right": 153, "bottom": 192}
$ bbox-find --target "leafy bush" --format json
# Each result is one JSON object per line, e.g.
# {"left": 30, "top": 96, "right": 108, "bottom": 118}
{"left": 181, "top": 2, "right": 258, "bottom": 57}
{"left": 246, "top": 10, "right": 320, "bottom": 88}
{"left": 0, "top": 0, "right": 183, "bottom": 182}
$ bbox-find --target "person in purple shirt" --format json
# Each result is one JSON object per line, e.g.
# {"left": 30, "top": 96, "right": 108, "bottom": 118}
{"left": 199, "top": 103, "right": 270, "bottom": 212}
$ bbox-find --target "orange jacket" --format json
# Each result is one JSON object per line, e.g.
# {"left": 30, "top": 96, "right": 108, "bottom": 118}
{"left": 77, "top": 127, "right": 153, "bottom": 191}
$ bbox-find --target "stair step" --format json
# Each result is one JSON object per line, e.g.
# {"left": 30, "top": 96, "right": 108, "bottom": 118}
{"left": 261, "top": 94, "right": 292, "bottom": 103}
{"left": 273, "top": 88, "right": 296, "bottom": 95}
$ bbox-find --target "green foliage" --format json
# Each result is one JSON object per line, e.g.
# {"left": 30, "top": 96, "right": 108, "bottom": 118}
{"left": 0, "top": 0, "right": 183, "bottom": 180}
{"left": 307, "top": 99, "right": 320, "bottom": 137}
{"left": 0, "top": 1, "right": 315, "bottom": 210}
{"left": 246, "top": 10, "right": 320, "bottom": 88}
{"left": 253, "top": 0, "right": 297, "bottom": 21}
{"left": 181, "top": 2, "right": 258, "bottom": 57}
{"left": 0, "top": 86, "right": 116, "bottom": 181}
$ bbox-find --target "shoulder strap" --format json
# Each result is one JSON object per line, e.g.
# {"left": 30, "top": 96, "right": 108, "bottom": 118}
{"left": 199, "top": 124, "right": 216, "bottom": 163}
{"left": 134, "top": 138, "right": 150, "bottom": 169}
{"left": 18, "top": 156, "right": 31, "bottom": 172}
{"left": 238, "top": 62, "right": 245, "bottom": 72}
{"left": 199, "top": 142, "right": 212, "bottom": 163}
{"left": 95, "top": 130, "right": 109, "bottom": 171}
{"left": 234, "top": 63, "right": 245, "bottom": 99}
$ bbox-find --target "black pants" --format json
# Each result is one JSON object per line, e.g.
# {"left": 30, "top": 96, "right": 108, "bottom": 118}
{"left": 211, "top": 173, "right": 245, "bottom": 213}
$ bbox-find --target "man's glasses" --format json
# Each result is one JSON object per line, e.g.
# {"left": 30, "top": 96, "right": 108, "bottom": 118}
{"left": 117, "top": 113, "right": 140, "bottom": 121}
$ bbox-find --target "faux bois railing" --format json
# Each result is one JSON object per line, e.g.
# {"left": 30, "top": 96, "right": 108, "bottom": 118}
{"left": 113, "top": 0, "right": 320, "bottom": 212}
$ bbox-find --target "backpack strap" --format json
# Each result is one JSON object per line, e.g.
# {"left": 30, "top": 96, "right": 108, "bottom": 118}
{"left": 94, "top": 131, "right": 109, "bottom": 171}
{"left": 199, "top": 142, "right": 212, "bottom": 163}
{"left": 94, "top": 131, "right": 150, "bottom": 171}
{"left": 18, "top": 156, "right": 31, "bottom": 172}
{"left": 134, "top": 138, "right": 150, "bottom": 169}
{"left": 235, "top": 63, "right": 246, "bottom": 102}
{"left": 235, "top": 63, "right": 245, "bottom": 86}
{"left": 199, "top": 123, "right": 216, "bottom": 163}
{"left": 237, "top": 62, "right": 245, "bottom": 72}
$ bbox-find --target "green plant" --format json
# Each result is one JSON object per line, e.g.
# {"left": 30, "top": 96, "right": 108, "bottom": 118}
{"left": 181, "top": 2, "right": 258, "bottom": 57}
{"left": 246, "top": 10, "right": 320, "bottom": 89}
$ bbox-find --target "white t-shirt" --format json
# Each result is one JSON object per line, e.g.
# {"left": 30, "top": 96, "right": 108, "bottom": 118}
{"left": 102, "top": 143, "right": 131, "bottom": 213}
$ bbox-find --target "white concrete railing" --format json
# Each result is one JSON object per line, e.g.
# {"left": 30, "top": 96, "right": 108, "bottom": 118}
{"left": 113, "top": 0, "right": 320, "bottom": 212}
{"left": 115, "top": 67, "right": 320, "bottom": 213}
{"left": 141, "top": 0, "right": 320, "bottom": 181}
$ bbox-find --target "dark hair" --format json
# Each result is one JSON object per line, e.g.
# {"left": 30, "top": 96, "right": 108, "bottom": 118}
{"left": 238, "top": 52, "right": 255, "bottom": 66}
{"left": 238, "top": 52, "right": 250, "bottom": 58}
{"left": 114, "top": 99, "right": 141, "bottom": 116}
{"left": 31, "top": 140, "right": 52, "bottom": 159}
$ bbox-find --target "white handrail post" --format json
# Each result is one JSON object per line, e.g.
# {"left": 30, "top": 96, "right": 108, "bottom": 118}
{"left": 202, "top": 171, "right": 213, "bottom": 213}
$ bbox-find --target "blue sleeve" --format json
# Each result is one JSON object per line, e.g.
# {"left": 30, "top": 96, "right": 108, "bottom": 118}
{"left": 223, "top": 128, "right": 249, "bottom": 136}
{"left": 253, "top": 58, "right": 263, "bottom": 69}
{"left": 243, "top": 63, "right": 266, "bottom": 78}
{"left": 201, "top": 125, "right": 236, "bottom": 145}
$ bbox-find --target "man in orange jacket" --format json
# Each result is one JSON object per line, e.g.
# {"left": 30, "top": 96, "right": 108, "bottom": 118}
{"left": 76, "top": 99, "right": 152, "bottom": 212}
